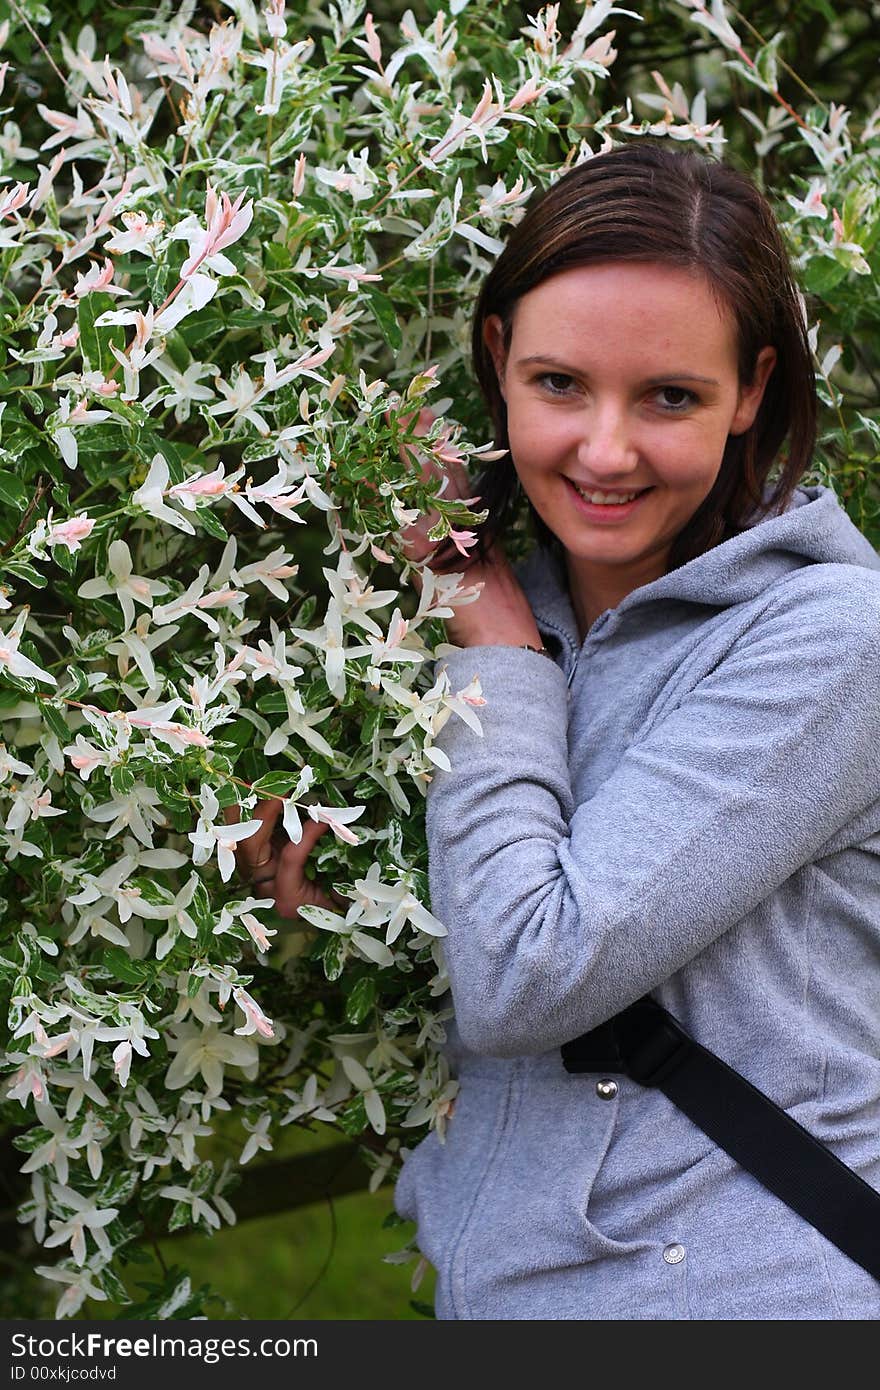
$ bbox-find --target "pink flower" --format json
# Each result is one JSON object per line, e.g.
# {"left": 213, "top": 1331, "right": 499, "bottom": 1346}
{"left": 233, "top": 987, "right": 275, "bottom": 1040}
{"left": 364, "top": 13, "right": 382, "bottom": 63}
{"left": 292, "top": 152, "right": 306, "bottom": 198}
{"left": 0, "top": 181, "right": 30, "bottom": 218}
{"left": 509, "top": 77, "right": 547, "bottom": 111}
{"left": 180, "top": 184, "right": 254, "bottom": 280}
{"left": 449, "top": 527, "right": 479, "bottom": 557}
{"left": 73, "top": 258, "right": 125, "bottom": 299}
{"left": 46, "top": 515, "right": 96, "bottom": 553}
{"left": 307, "top": 802, "right": 366, "bottom": 845}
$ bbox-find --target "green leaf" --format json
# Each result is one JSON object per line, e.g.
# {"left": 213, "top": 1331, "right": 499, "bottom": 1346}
{"left": 97, "top": 1167, "right": 139, "bottom": 1206}
{"left": 345, "top": 975, "right": 377, "bottom": 1025}
{"left": 145, "top": 261, "right": 171, "bottom": 304}
{"left": 197, "top": 507, "right": 228, "bottom": 541}
{"left": 252, "top": 771, "right": 302, "bottom": 796}
{"left": 365, "top": 288, "right": 403, "bottom": 352}
{"left": 322, "top": 933, "right": 345, "bottom": 982}
{"left": 97, "top": 1266, "right": 131, "bottom": 1304}
{"left": 803, "top": 256, "right": 848, "bottom": 296}
{"left": 102, "top": 947, "right": 151, "bottom": 985}
{"left": 255, "top": 691, "right": 288, "bottom": 714}
{"left": 41, "top": 703, "right": 70, "bottom": 743}
{"left": 168, "top": 1200, "right": 193, "bottom": 1233}
{"left": 77, "top": 292, "right": 125, "bottom": 376}
{"left": 188, "top": 880, "right": 214, "bottom": 933}
{"left": 0, "top": 470, "right": 29, "bottom": 510}
{"left": 53, "top": 543, "right": 78, "bottom": 576}
{"left": 359, "top": 704, "right": 384, "bottom": 746}
{"left": 2, "top": 559, "right": 47, "bottom": 589}
{"left": 111, "top": 765, "right": 135, "bottom": 797}
{"left": 410, "top": 1300, "right": 436, "bottom": 1319}
{"left": 63, "top": 666, "right": 90, "bottom": 700}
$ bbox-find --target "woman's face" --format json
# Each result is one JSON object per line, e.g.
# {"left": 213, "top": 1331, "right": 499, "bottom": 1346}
{"left": 483, "top": 261, "right": 776, "bottom": 630}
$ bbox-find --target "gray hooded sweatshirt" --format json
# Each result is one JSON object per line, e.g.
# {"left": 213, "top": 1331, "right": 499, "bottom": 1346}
{"left": 394, "top": 482, "right": 880, "bottom": 1320}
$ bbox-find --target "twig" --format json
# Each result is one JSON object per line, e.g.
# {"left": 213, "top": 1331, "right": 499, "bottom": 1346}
{"left": 0, "top": 478, "right": 48, "bottom": 559}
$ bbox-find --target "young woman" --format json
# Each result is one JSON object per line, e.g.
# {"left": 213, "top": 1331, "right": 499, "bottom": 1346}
{"left": 238, "top": 143, "right": 880, "bottom": 1319}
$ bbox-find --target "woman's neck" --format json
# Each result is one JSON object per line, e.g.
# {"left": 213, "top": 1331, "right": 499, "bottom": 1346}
{"left": 565, "top": 548, "right": 671, "bottom": 642}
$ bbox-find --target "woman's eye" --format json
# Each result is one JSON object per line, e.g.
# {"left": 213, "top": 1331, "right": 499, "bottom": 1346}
{"left": 655, "top": 386, "right": 696, "bottom": 412}
{"left": 539, "top": 373, "right": 575, "bottom": 395}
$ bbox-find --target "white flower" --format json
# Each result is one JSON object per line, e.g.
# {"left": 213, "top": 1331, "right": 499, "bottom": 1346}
{"left": 0, "top": 609, "right": 56, "bottom": 686}
{"left": 153, "top": 272, "right": 218, "bottom": 333}
{"left": 103, "top": 209, "right": 165, "bottom": 256}
{"left": 35, "top": 1259, "right": 108, "bottom": 1319}
{"left": 340, "top": 1054, "right": 386, "bottom": 1135}
{"left": 345, "top": 861, "right": 447, "bottom": 944}
{"left": 187, "top": 784, "right": 261, "bottom": 881}
{"left": 5, "top": 1054, "right": 47, "bottom": 1106}
{"left": 207, "top": 367, "right": 272, "bottom": 436}
{"left": 0, "top": 743, "right": 34, "bottom": 783}
{"left": 175, "top": 183, "right": 254, "bottom": 280}
{"left": 152, "top": 563, "right": 247, "bottom": 636}
{"left": 232, "top": 546, "right": 299, "bottom": 602}
{"left": 164, "top": 1022, "right": 260, "bottom": 1096}
{"left": 131, "top": 453, "right": 196, "bottom": 535}
{"left": 306, "top": 801, "right": 366, "bottom": 845}
{"left": 45, "top": 1067, "right": 109, "bottom": 1121}
{"left": 280, "top": 1072, "right": 336, "bottom": 1125}
{"left": 43, "top": 1184, "right": 119, "bottom": 1266}
{"left": 141, "top": 356, "right": 217, "bottom": 423}
{"left": 152, "top": 872, "right": 201, "bottom": 960}
{"left": 83, "top": 782, "right": 167, "bottom": 849}
{"left": 214, "top": 894, "right": 277, "bottom": 953}
{"left": 19, "top": 1102, "right": 83, "bottom": 1186}
{"left": 157, "top": 1180, "right": 234, "bottom": 1231}
{"left": 239, "top": 1111, "right": 273, "bottom": 1165}
{"left": 4, "top": 778, "right": 65, "bottom": 834}
{"left": 105, "top": 614, "right": 179, "bottom": 688}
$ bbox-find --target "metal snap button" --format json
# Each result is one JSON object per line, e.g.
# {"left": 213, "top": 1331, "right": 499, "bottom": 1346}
{"left": 663, "top": 1243, "right": 686, "bottom": 1265}
{"left": 595, "top": 1078, "right": 618, "bottom": 1100}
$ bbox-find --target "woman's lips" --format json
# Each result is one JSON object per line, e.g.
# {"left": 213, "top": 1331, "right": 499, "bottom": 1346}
{"left": 564, "top": 477, "right": 653, "bottom": 522}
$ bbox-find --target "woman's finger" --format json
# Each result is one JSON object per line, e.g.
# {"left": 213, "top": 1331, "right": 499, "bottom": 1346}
{"left": 273, "top": 819, "right": 344, "bottom": 920}
{"left": 223, "top": 797, "right": 283, "bottom": 881}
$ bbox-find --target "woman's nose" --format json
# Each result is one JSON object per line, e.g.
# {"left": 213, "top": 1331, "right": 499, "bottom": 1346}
{"left": 576, "top": 403, "right": 639, "bottom": 477}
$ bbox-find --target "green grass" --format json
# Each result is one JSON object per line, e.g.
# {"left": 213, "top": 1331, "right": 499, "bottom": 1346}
{"left": 12, "top": 1078, "right": 437, "bottom": 1319}
{"left": 114, "top": 1185, "right": 436, "bottom": 1320}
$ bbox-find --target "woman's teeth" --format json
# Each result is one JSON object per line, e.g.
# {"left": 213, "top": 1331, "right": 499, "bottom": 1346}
{"left": 571, "top": 484, "right": 644, "bottom": 505}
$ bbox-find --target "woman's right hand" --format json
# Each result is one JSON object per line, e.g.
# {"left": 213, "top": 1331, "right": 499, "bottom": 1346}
{"left": 223, "top": 798, "right": 347, "bottom": 920}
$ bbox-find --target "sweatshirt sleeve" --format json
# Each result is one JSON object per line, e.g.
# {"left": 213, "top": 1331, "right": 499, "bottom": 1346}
{"left": 425, "top": 569, "right": 880, "bottom": 1056}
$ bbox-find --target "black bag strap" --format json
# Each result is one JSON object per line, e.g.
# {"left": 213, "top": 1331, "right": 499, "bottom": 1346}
{"left": 561, "top": 995, "right": 880, "bottom": 1283}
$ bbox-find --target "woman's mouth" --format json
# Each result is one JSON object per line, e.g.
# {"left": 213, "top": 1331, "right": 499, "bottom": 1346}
{"left": 564, "top": 477, "right": 653, "bottom": 522}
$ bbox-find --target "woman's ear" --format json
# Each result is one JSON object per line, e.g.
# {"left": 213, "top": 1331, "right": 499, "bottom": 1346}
{"left": 482, "top": 314, "right": 508, "bottom": 401}
{"left": 730, "top": 346, "right": 777, "bottom": 436}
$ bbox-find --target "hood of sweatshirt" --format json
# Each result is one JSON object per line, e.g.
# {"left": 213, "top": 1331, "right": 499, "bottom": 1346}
{"left": 513, "top": 483, "right": 880, "bottom": 657}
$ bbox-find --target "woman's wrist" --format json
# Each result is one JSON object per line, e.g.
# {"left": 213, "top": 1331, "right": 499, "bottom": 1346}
{"left": 446, "top": 630, "right": 548, "bottom": 651}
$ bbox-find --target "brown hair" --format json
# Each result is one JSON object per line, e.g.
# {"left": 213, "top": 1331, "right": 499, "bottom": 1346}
{"left": 430, "top": 141, "right": 816, "bottom": 573}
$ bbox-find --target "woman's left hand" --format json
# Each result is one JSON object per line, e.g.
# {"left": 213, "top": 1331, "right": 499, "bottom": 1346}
{"left": 438, "top": 540, "right": 545, "bottom": 650}
{"left": 399, "top": 411, "right": 544, "bottom": 651}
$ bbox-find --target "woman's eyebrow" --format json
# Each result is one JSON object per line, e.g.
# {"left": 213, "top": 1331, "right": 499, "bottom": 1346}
{"left": 514, "top": 353, "right": 720, "bottom": 386}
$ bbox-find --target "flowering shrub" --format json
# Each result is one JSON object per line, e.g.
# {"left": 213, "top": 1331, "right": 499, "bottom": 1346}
{"left": 0, "top": 0, "right": 877, "bottom": 1318}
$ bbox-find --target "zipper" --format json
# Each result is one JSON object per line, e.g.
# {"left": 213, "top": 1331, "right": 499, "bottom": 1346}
{"left": 531, "top": 610, "right": 580, "bottom": 688}
{"left": 534, "top": 608, "right": 614, "bottom": 689}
